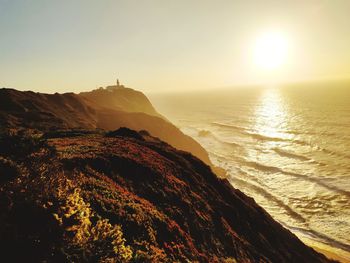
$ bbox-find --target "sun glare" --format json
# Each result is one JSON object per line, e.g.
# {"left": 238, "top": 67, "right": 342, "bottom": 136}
{"left": 253, "top": 31, "right": 289, "bottom": 71}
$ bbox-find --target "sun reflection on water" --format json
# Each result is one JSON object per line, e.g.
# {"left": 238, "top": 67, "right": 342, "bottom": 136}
{"left": 253, "top": 88, "right": 290, "bottom": 140}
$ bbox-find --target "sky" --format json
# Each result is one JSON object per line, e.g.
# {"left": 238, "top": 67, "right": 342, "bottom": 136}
{"left": 1, "top": 0, "right": 350, "bottom": 93}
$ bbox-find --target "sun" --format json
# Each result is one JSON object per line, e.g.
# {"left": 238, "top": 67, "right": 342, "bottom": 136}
{"left": 253, "top": 31, "right": 289, "bottom": 71}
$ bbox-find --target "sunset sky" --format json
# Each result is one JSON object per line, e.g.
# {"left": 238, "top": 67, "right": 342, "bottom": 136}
{"left": 1, "top": 0, "right": 350, "bottom": 93}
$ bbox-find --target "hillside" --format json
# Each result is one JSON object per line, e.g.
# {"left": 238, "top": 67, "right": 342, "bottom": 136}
{"left": 80, "top": 85, "right": 160, "bottom": 117}
{"left": 0, "top": 87, "right": 212, "bottom": 167}
{"left": 0, "top": 129, "right": 335, "bottom": 262}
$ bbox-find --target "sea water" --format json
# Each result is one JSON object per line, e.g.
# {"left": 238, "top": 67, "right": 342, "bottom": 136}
{"left": 150, "top": 82, "right": 350, "bottom": 260}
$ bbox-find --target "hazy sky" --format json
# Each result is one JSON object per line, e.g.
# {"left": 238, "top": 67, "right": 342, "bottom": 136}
{"left": 1, "top": 0, "right": 350, "bottom": 93}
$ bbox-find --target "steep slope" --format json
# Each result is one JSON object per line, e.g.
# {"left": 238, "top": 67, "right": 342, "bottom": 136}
{"left": 0, "top": 87, "right": 211, "bottom": 166}
{"left": 95, "top": 109, "right": 211, "bottom": 165}
{"left": 0, "top": 88, "right": 97, "bottom": 129}
{"left": 0, "top": 129, "right": 334, "bottom": 262}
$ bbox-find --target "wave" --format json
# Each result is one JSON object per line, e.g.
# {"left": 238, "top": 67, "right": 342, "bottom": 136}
{"left": 273, "top": 148, "right": 311, "bottom": 161}
{"left": 213, "top": 137, "right": 242, "bottom": 148}
{"left": 317, "top": 145, "right": 350, "bottom": 160}
{"left": 229, "top": 176, "right": 307, "bottom": 223}
{"left": 210, "top": 123, "right": 350, "bottom": 161}
{"left": 246, "top": 131, "right": 350, "bottom": 160}
{"left": 244, "top": 160, "right": 281, "bottom": 173}
{"left": 246, "top": 132, "right": 290, "bottom": 142}
{"left": 244, "top": 131, "right": 317, "bottom": 148}
{"left": 211, "top": 122, "right": 288, "bottom": 141}
{"left": 243, "top": 160, "right": 350, "bottom": 198}
{"left": 197, "top": 128, "right": 242, "bottom": 148}
{"left": 283, "top": 224, "right": 350, "bottom": 253}
{"left": 209, "top": 123, "right": 310, "bottom": 149}
{"left": 211, "top": 122, "right": 246, "bottom": 131}
{"left": 209, "top": 150, "right": 229, "bottom": 159}
{"left": 197, "top": 129, "right": 213, "bottom": 137}
{"left": 285, "top": 129, "right": 337, "bottom": 137}
{"left": 246, "top": 131, "right": 350, "bottom": 161}
{"left": 211, "top": 122, "right": 311, "bottom": 145}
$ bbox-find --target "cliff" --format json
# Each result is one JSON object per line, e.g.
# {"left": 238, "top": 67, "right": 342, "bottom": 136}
{"left": 0, "top": 87, "right": 212, "bottom": 167}
{"left": 0, "top": 129, "right": 334, "bottom": 262}
{"left": 79, "top": 86, "right": 160, "bottom": 117}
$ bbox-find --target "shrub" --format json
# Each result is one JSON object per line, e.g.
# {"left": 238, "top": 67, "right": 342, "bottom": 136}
{"left": 54, "top": 183, "right": 133, "bottom": 262}
{"left": 106, "top": 128, "right": 144, "bottom": 141}
{"left": 0, "top": 130, "right": 54, "bottom": 159}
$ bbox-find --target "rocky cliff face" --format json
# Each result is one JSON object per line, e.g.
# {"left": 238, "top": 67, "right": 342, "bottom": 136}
{"left": 0, "top": 87, "right": 211, "bottom": 166}
{"left": 0, "top": 129, "right": 334, "bottom": 262}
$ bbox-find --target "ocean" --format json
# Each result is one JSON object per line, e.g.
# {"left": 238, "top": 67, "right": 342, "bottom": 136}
{"left": 150, "top": 82, "right": 350, "bottom": 260}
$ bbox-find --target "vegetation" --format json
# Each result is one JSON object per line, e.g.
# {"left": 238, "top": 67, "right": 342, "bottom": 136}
{"left": 54, "top": 183, "right": 132, "bottom": 262}
{"left": 0, "top": 129, "right": 334, "bottom": 262}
